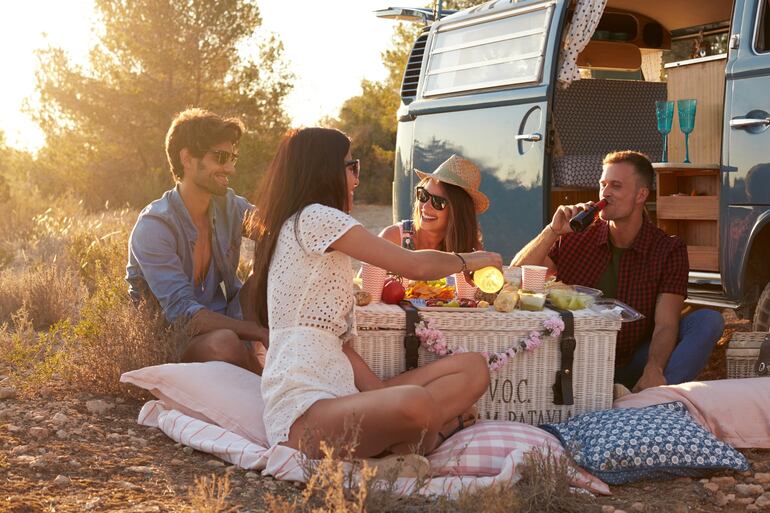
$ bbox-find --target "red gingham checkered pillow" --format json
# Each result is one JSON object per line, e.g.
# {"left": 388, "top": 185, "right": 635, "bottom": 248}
{"left": 427, "top": 421, "right": 610, "bottom": 495}
{"left": 428, "top": 421, "right": 563, "bottom": 476}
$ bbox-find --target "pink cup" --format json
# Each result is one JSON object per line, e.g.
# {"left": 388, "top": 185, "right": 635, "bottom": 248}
{"left": 360, "top": 263, "right": 388, "bottom": 303}
{"left": 454, "top": 273, "right": 478, "bottom": 299}
{"left": 521, "top": 265, "right": 548, "bottom": 293}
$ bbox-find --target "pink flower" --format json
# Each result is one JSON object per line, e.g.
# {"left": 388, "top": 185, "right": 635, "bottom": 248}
{"left": 524, "top": 331, "right": 542, "bottom": 350}
{"left": 543, "top": 318, "right": 565, "bottom": 337}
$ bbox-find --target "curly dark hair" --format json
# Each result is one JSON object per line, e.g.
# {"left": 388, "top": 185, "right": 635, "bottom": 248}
{"left": 165, "top": 108, "right": 245, "bottom": 181}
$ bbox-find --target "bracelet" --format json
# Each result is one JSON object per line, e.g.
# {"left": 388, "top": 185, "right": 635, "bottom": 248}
{"left": 453, "top": 252, "right": 468, "bottom": 273}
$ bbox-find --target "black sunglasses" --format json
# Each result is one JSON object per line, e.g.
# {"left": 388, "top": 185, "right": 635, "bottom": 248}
{"left": 415, "top": 186, "right": 448, "bottom": 211}
{"left": 345, "top": 159, "right": 361, "bottom": 178}
{"left": 207, "top": 149, "right": 239, "bottom": 165}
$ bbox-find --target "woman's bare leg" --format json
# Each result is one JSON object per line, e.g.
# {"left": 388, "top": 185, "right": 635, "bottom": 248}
{"left": 284, "top": 385, "right": 443, "bottom": 458}
{"left": 384, "top": 352, "right": 489, "bottom": 435}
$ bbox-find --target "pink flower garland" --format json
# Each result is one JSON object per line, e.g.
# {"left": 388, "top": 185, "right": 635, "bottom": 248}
{"left": 415, "top": 317, "right": 565, "bottom": 373}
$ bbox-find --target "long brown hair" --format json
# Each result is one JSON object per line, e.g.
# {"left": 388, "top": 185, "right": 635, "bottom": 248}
{"left": 411, "top": 177, "right": 483, "bottom": 252}
{"left": 247, "top": 127, "right": 351, "bottom": 326}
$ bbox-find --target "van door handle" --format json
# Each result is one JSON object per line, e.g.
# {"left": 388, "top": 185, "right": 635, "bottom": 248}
{"left": 730, "top": 117, "right": 770, "bottom": 129}
{"left": 515, "top": 132, "right": 542, "bottom": 142}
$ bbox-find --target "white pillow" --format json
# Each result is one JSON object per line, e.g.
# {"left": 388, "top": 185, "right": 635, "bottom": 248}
{"left": 121, "top": 361, "right": 267, "bottom": 446}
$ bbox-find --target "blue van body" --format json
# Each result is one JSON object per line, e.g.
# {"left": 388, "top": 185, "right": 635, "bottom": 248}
{"left": 390, "top": 0, "right": 770, "bottom": 320}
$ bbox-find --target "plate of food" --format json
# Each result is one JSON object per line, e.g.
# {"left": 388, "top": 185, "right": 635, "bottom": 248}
{"left": 409, "top": 297, "right": 491, "bottom": 312}
{"left": 589, "top": 298, "right": 644, "bottom": 322}
{"left": 405, "top": 278, "right": 456, "bottom": 301}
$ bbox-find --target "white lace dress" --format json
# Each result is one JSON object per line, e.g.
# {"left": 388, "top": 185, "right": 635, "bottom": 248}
{"left": 261, "top": 203, "right": 362, "bottom": 446}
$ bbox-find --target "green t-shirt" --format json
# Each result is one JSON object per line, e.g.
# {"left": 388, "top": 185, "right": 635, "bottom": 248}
{"left": 595, "top": 241, "right": 626, "bottom": 299}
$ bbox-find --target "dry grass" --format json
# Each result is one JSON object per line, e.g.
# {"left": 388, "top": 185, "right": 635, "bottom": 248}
{"left": 188, "top": 473, "right": 240, "bottom": 513}
{"left": 0, "top": 265, "right": 86, "bottom": 330}
{"left": 0, "top": 193, "right": 182, "bottom": 400}
{"left": 0, "top": 309, "right": 67, "bottom": 396}
{"left": 58, "top": 277, "right": 187, "bottom": 400}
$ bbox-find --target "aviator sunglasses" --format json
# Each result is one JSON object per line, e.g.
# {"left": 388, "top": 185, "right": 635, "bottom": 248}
{"left": 415, "top": 186, "right": 448, "bottom": 211}
{"left": 207, "top": 149, "right": 239, "bottom": 165}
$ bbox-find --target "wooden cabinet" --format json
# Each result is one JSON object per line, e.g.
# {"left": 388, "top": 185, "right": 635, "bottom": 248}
{"left": 653, "top": 163, "right": 720, "bottom": 271}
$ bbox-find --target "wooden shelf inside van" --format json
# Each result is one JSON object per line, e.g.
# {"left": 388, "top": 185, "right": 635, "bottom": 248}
{"left": 653, "top": 163, "right": 720, "bottom": 271}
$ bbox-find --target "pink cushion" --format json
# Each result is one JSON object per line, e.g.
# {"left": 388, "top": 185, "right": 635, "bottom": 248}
{"left": 613, "top": 378, "right": 770, "bottom": 449}
{"left": 428, "top": 420, "right": 610, "bottom": 495}
{"left": 120, "top": 362, "right": 267, "bottom": 446}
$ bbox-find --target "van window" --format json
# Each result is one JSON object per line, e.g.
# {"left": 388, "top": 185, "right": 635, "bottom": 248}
{"left": 757, "top": 0, "right": 770, "bottom": 52}
{"left": 423, "top": 4, "right": 553, "bottom": 97}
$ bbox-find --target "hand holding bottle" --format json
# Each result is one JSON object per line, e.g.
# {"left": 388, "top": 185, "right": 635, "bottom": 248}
{"left": 550, "top": 199, "right": 607, "bottom": 235}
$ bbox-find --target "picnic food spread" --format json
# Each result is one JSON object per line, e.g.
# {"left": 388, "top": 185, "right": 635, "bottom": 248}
{"left": 358, "top": 267, "right": 629, "bottom": 316}
{"left": 405, "top": 278, "right": 455, "bottom": 301}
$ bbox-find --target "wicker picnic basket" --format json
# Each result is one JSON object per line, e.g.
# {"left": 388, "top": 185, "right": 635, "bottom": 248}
{"left": 353, "top": 303, "right": 621, "bottom": 425}
{"left": 726, "top": 331, "right": 770, "bottom": 379}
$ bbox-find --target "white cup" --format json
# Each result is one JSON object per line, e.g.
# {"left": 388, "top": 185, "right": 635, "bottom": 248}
{"left": 360, "top": 263, "right": 388, "bottom": 303}
{"left": 521, "top": 265, "right": 548, "bottom": 293}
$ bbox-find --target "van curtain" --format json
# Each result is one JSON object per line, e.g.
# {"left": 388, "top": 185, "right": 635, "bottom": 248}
{"left": 557, "top": 0, "right": 607, "bottom": 88}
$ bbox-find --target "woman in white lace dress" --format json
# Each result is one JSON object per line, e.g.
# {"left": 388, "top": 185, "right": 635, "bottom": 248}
{"left": 246, "top": 127, "right": 502, "bottom": 459}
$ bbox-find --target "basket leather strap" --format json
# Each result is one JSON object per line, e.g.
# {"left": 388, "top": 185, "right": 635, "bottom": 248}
{"left": 549, "top": 307, "right": 576, "bottom": 405}
{"left": 399, "top": 300, "right": 421, "bottom": 370}
{"left": 756, "top": 333, "right": 770, "bottom": 376}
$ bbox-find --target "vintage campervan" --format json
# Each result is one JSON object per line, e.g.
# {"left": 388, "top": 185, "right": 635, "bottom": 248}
{"left": 381, "top": 0, "right": 770, "bottom": 328}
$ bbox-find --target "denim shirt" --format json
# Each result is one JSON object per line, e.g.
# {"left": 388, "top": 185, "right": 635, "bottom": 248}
{"left": 126, "top": 185, "right": 253, "bottom": 323}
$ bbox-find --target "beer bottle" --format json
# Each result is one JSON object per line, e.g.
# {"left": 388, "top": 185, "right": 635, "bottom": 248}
{"left": 568, "top": 199, "right": 608, "bottom": 233}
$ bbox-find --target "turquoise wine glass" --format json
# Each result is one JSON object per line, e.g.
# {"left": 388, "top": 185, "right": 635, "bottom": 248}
{"left": 655, "top": 100, "right": 675, "bottom": 163}
{"left": 678, "top": 99, "right": 697, "bottom": 163}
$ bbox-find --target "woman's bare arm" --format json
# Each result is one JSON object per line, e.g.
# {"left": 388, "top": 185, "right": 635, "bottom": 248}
{"left": 332, "top": 225, "right": 501, "bottom": 280}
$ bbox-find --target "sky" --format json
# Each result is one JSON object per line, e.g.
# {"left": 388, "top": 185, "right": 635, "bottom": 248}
{"left": 0, "top": 0, "right": 403, "bottom": 152}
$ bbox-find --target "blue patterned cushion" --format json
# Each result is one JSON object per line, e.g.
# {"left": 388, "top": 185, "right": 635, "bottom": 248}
{"left": 539, "top": 402, "right": 749, "bottom": 485}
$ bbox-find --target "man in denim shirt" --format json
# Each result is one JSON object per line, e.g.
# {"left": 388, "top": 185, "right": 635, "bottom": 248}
{"left": 126, "top": 109, "right": 267, "bottom": 374}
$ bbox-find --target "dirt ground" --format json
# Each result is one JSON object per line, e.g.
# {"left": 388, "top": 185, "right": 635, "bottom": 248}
{"left": 2, "top": 205, "right": 770, "bottom": 512}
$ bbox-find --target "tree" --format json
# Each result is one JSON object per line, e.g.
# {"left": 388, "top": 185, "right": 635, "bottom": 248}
{"left": 32, "top": 0, "right": 293, "bottom": 208}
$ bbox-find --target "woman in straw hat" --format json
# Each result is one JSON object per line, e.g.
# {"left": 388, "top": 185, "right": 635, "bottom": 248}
{"left": 245, "top": 128, "right": 501, "bottom": 471}
{"left": 379, "top": 154, "right": 488, "bottom": 255}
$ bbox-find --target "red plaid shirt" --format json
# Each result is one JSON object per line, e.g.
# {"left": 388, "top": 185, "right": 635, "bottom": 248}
{"left": 548, "top": 217, "right": 688, "bottom": 367}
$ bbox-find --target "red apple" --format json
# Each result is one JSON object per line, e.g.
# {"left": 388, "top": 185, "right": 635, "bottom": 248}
{"left": 381, "top": 278, "right": 405, "bottom": 304}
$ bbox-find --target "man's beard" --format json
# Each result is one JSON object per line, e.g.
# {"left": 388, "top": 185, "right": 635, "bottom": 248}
{"left": 195, "top": 160, "right": 229, "bottom": 196}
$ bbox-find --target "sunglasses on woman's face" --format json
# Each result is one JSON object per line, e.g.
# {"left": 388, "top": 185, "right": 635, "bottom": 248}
{"left": 415, "top": 186, "right": 448, "bottom": 211}
{"left": 207, "top": 149, "right": 239, "bottom": 165}
{"left": 345, "top": 159, "right": 360, "bottom": 178}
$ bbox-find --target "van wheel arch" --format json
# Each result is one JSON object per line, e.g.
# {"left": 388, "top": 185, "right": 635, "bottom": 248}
{"left": 745, "top": 223, "right": 770, "bottom": 329}
{"left": 754, "top": 282, "right": 770, "bottom": 331}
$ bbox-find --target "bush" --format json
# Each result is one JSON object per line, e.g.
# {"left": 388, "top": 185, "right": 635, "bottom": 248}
{"left": 0, "top": 309, "right": 66, "bottom": 396}
{"left": 0, "top": 266, "right": 85, "bottom": 330}
{"left": 59, "top": 274, "right": 187, "bottom": 400}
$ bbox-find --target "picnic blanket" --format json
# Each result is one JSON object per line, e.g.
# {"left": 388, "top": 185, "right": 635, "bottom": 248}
{"left": 121, "top": 362, "right": 610, "bottom": 497}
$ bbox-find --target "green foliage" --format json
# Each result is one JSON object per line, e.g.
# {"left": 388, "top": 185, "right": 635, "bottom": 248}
{"left": 31, "top": 0, "right": 293, "bottom": 208}
{"left": 0, "top": 310, "right": 67, "bottom": 396}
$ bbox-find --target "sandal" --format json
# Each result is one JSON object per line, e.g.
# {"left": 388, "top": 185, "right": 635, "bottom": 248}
{"left": 438, "top": 414, "right": 465, "bottom": 444}
{"left": 365, "top": 453, "right": 431, "bottom": 480}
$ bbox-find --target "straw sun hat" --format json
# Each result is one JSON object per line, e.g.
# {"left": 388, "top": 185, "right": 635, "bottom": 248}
{"left": 415, "top": 154, "right": 489, "bottom": 214}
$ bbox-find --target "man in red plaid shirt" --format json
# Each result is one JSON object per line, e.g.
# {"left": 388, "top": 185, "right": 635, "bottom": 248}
{"left": 513, "top": 151, "right": 723, "bottom": 392}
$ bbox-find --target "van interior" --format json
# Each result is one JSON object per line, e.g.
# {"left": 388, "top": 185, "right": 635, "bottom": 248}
{"left": 551, "top": 0, "right": 739, "bottom": 271}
